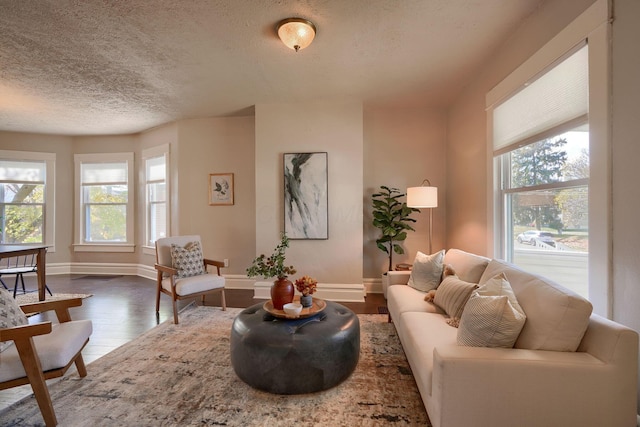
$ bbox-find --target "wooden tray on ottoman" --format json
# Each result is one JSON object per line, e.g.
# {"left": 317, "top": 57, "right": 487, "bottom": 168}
{"left": 263, "top": 297, "right": 326, "bottom": 319}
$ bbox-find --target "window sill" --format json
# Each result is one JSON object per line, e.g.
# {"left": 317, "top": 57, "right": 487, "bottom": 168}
{"left": 73, "top": 244, "right": 135, "bottom": 253}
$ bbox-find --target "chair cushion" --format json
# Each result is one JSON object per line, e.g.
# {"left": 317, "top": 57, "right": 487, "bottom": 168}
{"left": 0, "top": 319, "right": 93, "bottom": 382}
{"left": 0, "top": 288, "right": 28, "bottom": 353}
{"left": 170, "top": 241, "right": 205, "bottom": 279}
{"left": 162, "top": 273, "right": 225, "bottom": 296}
{"left": 407, "top": 250, "right": 445, "bottom": 292}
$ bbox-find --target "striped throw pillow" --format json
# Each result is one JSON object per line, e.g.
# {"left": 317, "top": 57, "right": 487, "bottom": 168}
{"left": 433, "top": 275, "right": 478, "bottom": 326}
{"left": 457, "top": 273, "right": 527, "bottom": 348}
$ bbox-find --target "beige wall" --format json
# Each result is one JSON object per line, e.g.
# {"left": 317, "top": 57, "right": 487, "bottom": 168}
{"left": 173, "top": 117, "right": 256, "bottom": 274}
{"left": 255, "top": 102, "right": 363, "bottom": 285}
{"left": 363, "top": 106, "right": 447, "bottom": 277}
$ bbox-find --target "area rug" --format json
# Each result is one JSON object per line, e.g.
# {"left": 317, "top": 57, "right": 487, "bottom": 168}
{"left": 14, "top": 292, "right": 93, "bottom": 305}
{"left": 0, "top": 306, "right": 431, "bottom": 427}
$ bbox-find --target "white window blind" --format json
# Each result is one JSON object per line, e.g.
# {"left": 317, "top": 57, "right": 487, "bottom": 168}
{"left": 81, "top": 162, "right": 127, "bottom": 184}
{"left": 493, "top": 45, "right": 588, "bottom": 152}
{"left": 0, "top": 160, "right": 46, "bottom": 182}
{"left": 146, "top": 156, "right": 166, "bottom": 181}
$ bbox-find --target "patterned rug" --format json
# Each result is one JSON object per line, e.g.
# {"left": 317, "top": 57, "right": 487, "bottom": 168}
{"left": 14, "top": 292, "right": 93, "bottom": 306}
{"left": 0, "top": 306, "right": 431, "bottom": 427}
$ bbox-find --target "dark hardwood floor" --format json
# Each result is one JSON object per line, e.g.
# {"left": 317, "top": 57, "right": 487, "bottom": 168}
{"left": 0, "top": 273, "right": 387, "bottom": 409}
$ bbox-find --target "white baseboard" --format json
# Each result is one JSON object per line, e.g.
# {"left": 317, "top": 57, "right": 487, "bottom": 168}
{"left": 40, "top": 263, "right": 380, "bottom": 300}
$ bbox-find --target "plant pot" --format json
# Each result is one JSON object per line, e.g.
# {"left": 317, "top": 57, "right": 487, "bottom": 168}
{"left": 300, "top": 294, "right": 313, "bottom": 308}
{"left": 271, "top": 278, "right": 294, "bottom": 310}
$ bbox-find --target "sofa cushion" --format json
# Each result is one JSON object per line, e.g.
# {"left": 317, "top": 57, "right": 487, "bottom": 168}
{"left": 443, "top": 249, "right": 490, "bottom": 284}
{"left": 479, "top": 259, "right": 592, "bottom": 351}
{"left": 457, "top": 273, "right": 526, "bottom": 348}
{"left": 397, "top": 311, "right": 458, "bottom": 400}
{"left": 433, "top": 275, "right": 478, "bottom": 324}
{"left": 407, "top": 250, "right": 445, "bottom": 292}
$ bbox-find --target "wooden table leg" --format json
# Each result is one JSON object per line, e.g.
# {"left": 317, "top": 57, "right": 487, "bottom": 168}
{"left": 37, "top": 247, "right": 46, "bottom": 301}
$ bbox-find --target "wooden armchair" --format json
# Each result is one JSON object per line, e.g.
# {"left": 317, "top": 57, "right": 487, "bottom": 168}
{"left": 155, "top": 235, "right": 226, "bottom": 324}
{"left": 0, "top": 295, "right": 93, "bottom": 426}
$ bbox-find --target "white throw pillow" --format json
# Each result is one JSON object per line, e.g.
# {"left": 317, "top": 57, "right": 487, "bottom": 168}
{"left": 407, "top": 250, "right": 445, "bottom": 292}
{"left": 170, "top": 241, "right": 205, "bottom": 279}
{"left": 0, "top": 288, "right": 28, "bottom": 352}
{"left": 457, "top": 273, "right": 526, "bottom": 348}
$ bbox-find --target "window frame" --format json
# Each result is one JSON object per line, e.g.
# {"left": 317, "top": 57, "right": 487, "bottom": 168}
{"left": 0, "top": 150, "right": 56, "bottom": 251}
{"left": 74, "top": 152, "right": 135, "bottom": 253}
{"left": 142, "top": 144, "right": 170, "bottom": 254}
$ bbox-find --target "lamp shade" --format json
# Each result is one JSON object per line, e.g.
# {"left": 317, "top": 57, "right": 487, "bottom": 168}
{"left": 407, "top": 186, "right": 438, "bottom": 208}
{"left": 277, "top": 18, "right": 316, "bottom": 52}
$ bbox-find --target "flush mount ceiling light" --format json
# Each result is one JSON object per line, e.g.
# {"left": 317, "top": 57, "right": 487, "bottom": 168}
{"left": 276, "top": 18, "right": 316, "bottom": 52}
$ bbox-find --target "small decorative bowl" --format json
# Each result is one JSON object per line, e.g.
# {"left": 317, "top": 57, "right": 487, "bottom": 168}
{"left": 283, "top": 302, "right": 303, "bottom": 316}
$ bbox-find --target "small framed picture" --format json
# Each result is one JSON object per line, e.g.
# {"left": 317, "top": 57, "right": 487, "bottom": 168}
{"left": 209, "top": 173, "right": 234, "bottom": 205}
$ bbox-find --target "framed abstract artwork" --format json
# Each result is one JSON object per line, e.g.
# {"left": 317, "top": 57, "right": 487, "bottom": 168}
{"left": 284, "top": 152, "right": 328, "bottom": 239}
{"left": 209, "top": 173, "right": 234, "bottom": 205}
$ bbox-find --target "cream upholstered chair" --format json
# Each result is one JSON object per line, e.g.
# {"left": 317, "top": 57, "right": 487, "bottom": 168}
{"left": 0, "top": 291, "right": 92, "bottom": 427}
{"left": 155, "top": 235, "right": 226, "bottom": 324}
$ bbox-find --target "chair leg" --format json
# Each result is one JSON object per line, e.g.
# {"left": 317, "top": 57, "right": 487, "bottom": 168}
{"left": 221, "top": 289, "right": 227, "bottom": 311}
{"left": 172, "top": 298, "right": 179, "bottom": 324}
{"left": 20, "top": 273, "right": 26, "bottom": 294}
{"left": 14, "top": 338, "right": 57, "bottom": 427}
{"left": 45, "top": 284, "right": 53, "bottom": 296}
{"left": 74, "top": 354, "right": 88, "bottom": 378}
{"left": 0, "top": 277, "right": 7, "bottom": 290}
{"left": 13, "top": 275, "right": 19, "bottom": 297}
{"left": 155, "top": 281, "right": 162, "bottom": 314}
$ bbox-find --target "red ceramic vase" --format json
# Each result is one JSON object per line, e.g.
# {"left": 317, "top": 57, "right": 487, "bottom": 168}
{"left": 271, "top": 278, "right": 294, "bottom": 310}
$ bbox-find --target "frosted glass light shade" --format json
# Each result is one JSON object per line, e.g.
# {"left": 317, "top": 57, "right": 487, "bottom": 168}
{"left": 277, "top": 18, "right": 316, "bottom": 52}
{"left": 407, "top": 186, "right": 438, "bottom": 208}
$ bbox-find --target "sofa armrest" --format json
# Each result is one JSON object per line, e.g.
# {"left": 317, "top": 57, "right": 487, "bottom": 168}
{"left": 430, "top": 345, "right": 637, "bottom": 427}
{"left": 387, "top": 270, "right": 411, "bottom": 286}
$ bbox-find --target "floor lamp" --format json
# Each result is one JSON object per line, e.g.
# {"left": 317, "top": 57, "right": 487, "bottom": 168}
{"left": 407, "top": 179, "right": 438, "bottom": 254}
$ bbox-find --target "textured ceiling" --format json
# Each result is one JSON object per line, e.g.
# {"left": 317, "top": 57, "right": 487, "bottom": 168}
{"left": 0, "top": 0, "right": 541, "bottom": 135}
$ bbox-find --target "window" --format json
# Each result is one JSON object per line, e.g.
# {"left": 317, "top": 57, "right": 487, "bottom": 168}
{"left": 492, "top": 46, "right": 590, "bottom": 298}
{"left": 74, "top": 153, "right": 134, "bottom": 252}
{"left": 143, "top": 145, "right": 169, "bottom": 248}
{"left": 0, "top": 150, "right": 55, "bottom": 248}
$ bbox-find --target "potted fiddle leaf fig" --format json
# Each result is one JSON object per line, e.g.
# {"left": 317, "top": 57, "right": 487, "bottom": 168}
{"left": 372, "top": 185, "right": 420, "bottom": 272}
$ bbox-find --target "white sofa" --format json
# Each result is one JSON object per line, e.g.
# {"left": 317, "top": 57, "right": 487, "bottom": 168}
{"left": 387, "top": 249, "right": 639, "bottom": 427}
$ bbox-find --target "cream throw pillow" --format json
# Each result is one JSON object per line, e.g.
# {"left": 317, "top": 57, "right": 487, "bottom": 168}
{"left": 433, "top": 275, "right": 478, "bottom": 326}
{"left": 457, "top": 273, "right": 527, "bottom": 348}
{"left": 407, "top": 250, "right": 445, "bottom": 292}
{"left": 170, "top": 241, "right": 205, "bottom": 279}
{"left": 0, "top": 288, "right": 28, "bottom": 352}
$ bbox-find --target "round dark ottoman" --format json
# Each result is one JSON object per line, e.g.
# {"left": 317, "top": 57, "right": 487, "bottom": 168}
{"left": 230, "top": 300, "right": 360, "bottom": 394}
